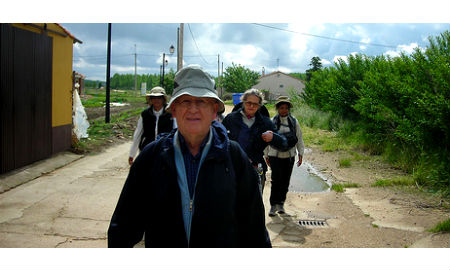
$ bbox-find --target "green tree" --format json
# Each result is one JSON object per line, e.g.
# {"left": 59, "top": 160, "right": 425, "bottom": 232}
{"left": 305, "top": 56, "right": 323, "bottom": 82}
{"left": 222, "top": 63, "right": 260, "bottom": 93}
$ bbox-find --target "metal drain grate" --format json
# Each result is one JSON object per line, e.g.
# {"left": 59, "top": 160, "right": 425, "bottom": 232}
{"left": 298, "top": 219, "right": 327, "bottom": 227}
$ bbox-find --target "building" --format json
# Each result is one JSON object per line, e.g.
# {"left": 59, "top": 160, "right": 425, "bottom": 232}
{"left": 0, "top": 23, "right": 82, "bottom": 174}
{"left": 252, "top": 71, "right": 305, "bottom": 101}
{"left": 73, "top": 71, "right": 86, "bottom": 95}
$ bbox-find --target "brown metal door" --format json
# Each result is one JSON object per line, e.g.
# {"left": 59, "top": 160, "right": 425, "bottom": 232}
{"left": 0, "top": 24, "right": 52, "bottom": 174}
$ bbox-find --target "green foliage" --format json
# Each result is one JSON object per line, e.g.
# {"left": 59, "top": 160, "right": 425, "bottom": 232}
{"left": 371, "top": 176, "right": 415, "bottom": 187}
{"left": 289, "top": 72, "right": 307, "bottom": 81}
{"left": 305, "top": 56, "right": 323, "bottom": 82}
{"left": 338, "top": 158, "right": 352, "bottom": 167}
{"left": 428, "top": 218, "right": 450, "bottom": 233}
{"left": 331, "top": 184, "right": 344, "bottom": 192}
{"left": 301, "top": 30, "right": 450, "bottom": 195}
{"left": 85, "top": 79, "right": 105, "bottom": 89}
{"left": 331, "top": 183, "right": 359, "bottom": 192}
{"left": 222, "top": 63, "right": 260, "bottom": 93}
{"left": 81, "top": 89, "right": 145, "bottom": 108}
{"left": 107, "top": 69, "right": 176, "bottom": 94}
{"left": 343, "top": 183, "right": 360, "bottom": 188}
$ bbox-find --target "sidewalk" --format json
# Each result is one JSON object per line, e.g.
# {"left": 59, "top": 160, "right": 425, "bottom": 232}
{"left": 0, "top": 151, "right": 83, "bottom": 194}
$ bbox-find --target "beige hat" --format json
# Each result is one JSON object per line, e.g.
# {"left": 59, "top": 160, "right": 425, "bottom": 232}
{"left": 146, "top": 86, "right": 168, "bottom": 104}
{"left": 166, "top": 65, "right": 224, "bottom": 112}
{"left": 275, "top": 96, "right": 292, "bottom": 108}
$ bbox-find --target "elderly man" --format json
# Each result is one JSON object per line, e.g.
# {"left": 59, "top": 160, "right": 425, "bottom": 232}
{"left": 108, "top": 65, "right": 271, "bottom": 248}
{"left": 128, "top": 86, "right": 175, "bottom": 165}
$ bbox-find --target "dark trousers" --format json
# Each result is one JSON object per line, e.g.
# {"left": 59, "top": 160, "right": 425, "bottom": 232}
{"left": 269, "top": 156, "right": 295, "bottom": 206}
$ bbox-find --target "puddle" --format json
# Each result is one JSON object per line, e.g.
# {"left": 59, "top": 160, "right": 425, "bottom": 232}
{"left": 289, "top": 161, "right": 330, "bottom": 193}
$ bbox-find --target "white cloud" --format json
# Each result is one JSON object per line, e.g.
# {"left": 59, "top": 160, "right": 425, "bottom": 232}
{"left": 288, "top": 23, "right": 322, "bottom": 59}
{"left": 384, "top": 42, "right": 424, "bottom": 58}
{"left": 333, "top": 55, "right": 348, "bottom": 63}
{"left": 398, "top": 42, "right": 419, "bottom": 54}
{"left": 359, "top": 38, "right": 370, "bottom": 50}
{"left": 333, "top": 52, "right": 358, "bottom": 64}
{"left": 223, "top": 44, "right": 268, "bottom": 69}
{"left": 321, "top": 58, "right": 332, "bottom": 66}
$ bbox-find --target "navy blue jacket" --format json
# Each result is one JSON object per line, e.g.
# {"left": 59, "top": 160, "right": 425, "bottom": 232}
{"left": 222, "top": 109, "right": 289, "bottom": 172}
{"left": 108, "top": 121, "right": 271, "bottom": 248}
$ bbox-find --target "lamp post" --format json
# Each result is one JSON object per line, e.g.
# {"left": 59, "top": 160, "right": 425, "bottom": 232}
{"left": 161, "top": 45, "right": 175, "bottom": 88}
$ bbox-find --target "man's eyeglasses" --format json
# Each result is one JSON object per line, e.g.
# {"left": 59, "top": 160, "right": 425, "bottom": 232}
{"left": 244, "top": 101, "right": 260, "bottom": 108}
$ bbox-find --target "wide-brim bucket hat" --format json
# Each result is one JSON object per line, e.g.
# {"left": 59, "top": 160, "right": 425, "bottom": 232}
{"left": 146, "top": 86, "right": 168, "bottom": 104}
{"left": 166, "top": 65, "right": 224, "bottom": 113}
{"left": 275, "top": 96, "right": 293, "bottom": 108}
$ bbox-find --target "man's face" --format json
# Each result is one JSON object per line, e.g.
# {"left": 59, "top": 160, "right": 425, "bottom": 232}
{"left": 243, "top": 95, "right": 261, "bottom": 117}
{"left": 171, "top": 95, "right": 218, "bottom": 138}
{"left": 277, "top": 104, "right": 290, "bottom": 117}
{"left": 150, "top": 96, "right": 164, "bottom": 109}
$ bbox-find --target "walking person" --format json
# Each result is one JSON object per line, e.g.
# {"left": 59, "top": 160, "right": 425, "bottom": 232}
{"left": 222, "top": 89, "right": 289, "bottom": 193}
{"left": 128, "top": 86, "right": 175, "bottom": 165}
{"left": 264, "top": 96, "right": 304, "bottom": 216}
{"left": 108, "top": 65, "right": 271, "bottom": 248}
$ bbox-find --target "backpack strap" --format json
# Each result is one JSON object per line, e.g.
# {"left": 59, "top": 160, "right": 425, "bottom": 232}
{"left": 287, "top": 114, "right": 296, "bottom": 134}
{"left": 273, "top": 115, "right": 281, "bottom": 131}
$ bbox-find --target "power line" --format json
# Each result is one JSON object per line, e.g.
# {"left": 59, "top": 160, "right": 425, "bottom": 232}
{"left": 252, "top": 23, "right": 398, "bottom": 49}
{"left": 187, "top": 23, "right": 210, "bottom": 65}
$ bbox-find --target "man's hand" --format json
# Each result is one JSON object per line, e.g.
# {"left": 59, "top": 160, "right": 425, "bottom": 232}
{"left": 128, "top": 157, "right": 134, "bottom": 166}
{"left": 261, "top": 130, "right": 273, "bottom": 142}
{"left": 297, "top": 155, "right": 303, "bottom": 167}
{"left": 265, "top": 157, "right": 271, "bottom": 168}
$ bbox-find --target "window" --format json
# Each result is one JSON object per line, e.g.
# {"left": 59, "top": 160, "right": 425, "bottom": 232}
{"left": 280, "top": 84, "right": 284, "bottom": 88}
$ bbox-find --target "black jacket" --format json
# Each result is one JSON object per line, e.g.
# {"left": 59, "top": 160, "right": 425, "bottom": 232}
{"left": 108, "top": 121, "right": 271, "bottom": 248}
{"left": 222, "top": 109, "right": 288, "bottom": 171}
{"left": 139, "top": 105, "right": 173, "bottom": 150}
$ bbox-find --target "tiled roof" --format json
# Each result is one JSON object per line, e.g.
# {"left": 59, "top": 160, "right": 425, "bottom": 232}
{"left": 55, "top": 23, "right": 82, "bottom": 44}
{"left": 260, "top": 71, "right": 304, "bottom": 82}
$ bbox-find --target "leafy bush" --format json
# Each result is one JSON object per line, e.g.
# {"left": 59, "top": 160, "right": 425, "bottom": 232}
{"left": 301, "top": 30, "right": 450, "bottom": 195}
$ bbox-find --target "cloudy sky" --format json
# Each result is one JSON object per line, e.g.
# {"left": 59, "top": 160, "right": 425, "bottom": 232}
{"left": 4, "top": 0, "right": 449, "bottom": 82}
{"left": 63, "top": 22, "right": 449, "bottom": 81}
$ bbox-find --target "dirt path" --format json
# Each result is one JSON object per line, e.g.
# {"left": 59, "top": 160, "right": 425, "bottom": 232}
{"left": 264, "top": 145, "right": 449, "bottom": 248}
{"left": 225, "top": 103, "right": 449, "bottom": 247}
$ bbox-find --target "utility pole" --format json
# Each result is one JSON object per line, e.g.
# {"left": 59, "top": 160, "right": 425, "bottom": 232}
{"left": 105, "top": 23, "right": 112, "bottom": 123}
{"left": 217, "top": 54, "right": 220, "bottom": 97}
{"left": 177, "top": 23, "right": 184, "bottom": 71}
{"left": 277, "top": 58, "right": 279, "bottom": 71}
{"left": 134, "top": 44, "right": 137, "bottom": 91}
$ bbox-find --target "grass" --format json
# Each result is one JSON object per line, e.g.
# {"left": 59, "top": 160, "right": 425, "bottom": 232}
{"left": 72, "top": 93, "right": 145, "bottom": 154}
{"left": 428, "top": 218, "right": 450, "bottom": 233}
{"left": 82, "top": 89, "right": 145, "bottom": 108}
{"left": 331, "top": 184, "right": 344, "bottom": 192}
{"left": 73, "top": 113, "right": 138, "bottom": 153}
{"left": 371, "top": 176, "right": 415, "bottom": 187}
{"left": 338, "top": 158, "right": 352, "bottom": 167}
{"left": 331, "top": 182, "right": 360, "bottom": 192}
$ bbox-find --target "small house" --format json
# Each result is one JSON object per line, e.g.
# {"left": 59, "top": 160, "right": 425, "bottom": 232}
{"left": 252, "top": 71, "right": 305, "bottom": 101}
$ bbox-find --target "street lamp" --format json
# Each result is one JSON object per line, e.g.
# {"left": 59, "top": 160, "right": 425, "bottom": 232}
{"left": 161, "top": 45, "right": 175, "bottom": 88}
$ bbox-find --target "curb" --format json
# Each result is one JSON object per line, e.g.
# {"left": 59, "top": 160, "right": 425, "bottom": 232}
{"left": 0, "top": 151, "right": 84, "bottom": 194}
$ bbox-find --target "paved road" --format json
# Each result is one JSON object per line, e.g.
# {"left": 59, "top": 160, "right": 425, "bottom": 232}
{"left": 0, "top": 104, "right": 238, "bottom": 248}
{"left": 0, "top": 143, "right": 130, "bottom": 248}
{"left": 1, "top": 104, "right": 447, "bottom": 248}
